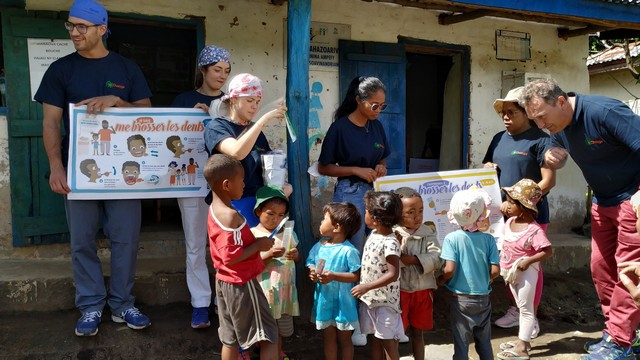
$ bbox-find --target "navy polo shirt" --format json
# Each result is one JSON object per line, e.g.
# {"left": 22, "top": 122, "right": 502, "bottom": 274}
{"left": 552, "top": 94, "right": 640, "bottom": 206}
{"left": 318, "top": 116, "right": 390, "bottom": 183}
{"left": 35, "top": 52, "right": 152, "bottom": 164}
{"left": 204, "top": 117, "right": 271, "bottom": 198}
{"left": 483, "top": 127, "right": 552, "bottom": 223}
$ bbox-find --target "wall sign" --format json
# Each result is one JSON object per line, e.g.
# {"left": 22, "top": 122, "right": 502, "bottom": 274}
{"left": 284, "top": 21, "right": 351, "bottom": 71}
{"left": 27, "top": 39, "right": 75, "bottom": 100}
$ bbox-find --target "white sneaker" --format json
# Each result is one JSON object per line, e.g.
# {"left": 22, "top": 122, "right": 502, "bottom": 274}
{"left": 531, "top": 318, "right": 540, "bottom": 339}
{"left": 352, "top": 333, "right": 367, "bottom": 346}
{"left": 399, "top": 333, "right": 410, "bottom": 343}
{"left": 495, "top": 306, "right": 519, "bottom": 328}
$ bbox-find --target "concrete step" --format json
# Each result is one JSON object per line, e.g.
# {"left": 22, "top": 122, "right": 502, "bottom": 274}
{"left": 0, "top": 232, "right": 592, "bottom": 313}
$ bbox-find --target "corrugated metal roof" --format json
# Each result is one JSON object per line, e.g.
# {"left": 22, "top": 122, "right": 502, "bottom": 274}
{"left": 587, "top": 41, "right": 640, "bottom": 66}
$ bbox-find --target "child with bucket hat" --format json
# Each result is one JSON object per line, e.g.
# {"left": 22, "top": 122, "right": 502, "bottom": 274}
{"left": 497, "top": 179, "right": 553, "bottom": 360}
{"left": 440, "top": 188, "right": 500, "bottom": 360}
{"left": 251, "top": 185, "right": 300, "bottom": 360}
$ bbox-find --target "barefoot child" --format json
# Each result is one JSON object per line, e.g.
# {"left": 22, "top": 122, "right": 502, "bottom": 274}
{"left": 351, "top": 191, "right": 404, "bottom": 360}
{"left": 307, "top": 202, "right": 362, "bottom": 360}
{"left": 497, "top": 179, "right": 553, "bottom": 360}
{"left": 204, "top": 154, "right": 279, "bottom": 360}
{"left": 252, "top": 185, "right": 300, "bottom": 360}
{"left": 440, "top": 188, "right": 500, "bottom": 360}
{"left": 394, "top": 187, "right": 442, "bottom": 360}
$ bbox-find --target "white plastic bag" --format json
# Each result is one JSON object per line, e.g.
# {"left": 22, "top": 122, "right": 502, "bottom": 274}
{"left": 262, "top": 150, "right": 287, "bottom": 187}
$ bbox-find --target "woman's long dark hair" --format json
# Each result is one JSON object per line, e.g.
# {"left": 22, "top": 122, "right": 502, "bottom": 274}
{"left": 334, "top": 76, "right": 386, "bottom": 121}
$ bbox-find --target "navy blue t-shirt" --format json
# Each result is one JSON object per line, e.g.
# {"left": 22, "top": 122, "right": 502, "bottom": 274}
{"left": 483, "top": 127, "right": 551, "bottom": 224}
{"left": 204, "top": 117, "right": 271, "bottom": 198}
{"left": 172, "top": 90, "right": 223, "bottom": 110}
{"left": 318, "top": 116, "right": 390, "bottom": 183}
{"left": 35, "top": 52, "right": 152, "bottom": 164}
{"left": 552, "top": 94, "right": 640, "bottom": 206}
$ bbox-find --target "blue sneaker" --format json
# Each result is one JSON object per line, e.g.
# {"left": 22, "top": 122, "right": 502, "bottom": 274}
{"left": 585, "top": 340, "right": 634, "bottom": 360}
{"left": 75, "top": 311, "right": 101, "bottom": 336}
{"left": 587, "top": 332, "right": 640, "bottom": 355}
{"left": 191, "top": 307, "right": 210, "bottom": 329}
{"left": 585, "top": 333, "right": 613, "bottom": 353}
{"left": 111, "top": 307, "right": 151, "bottom": 330}
{"left": 631, "top": 330, "right": 640, "bottom": 354}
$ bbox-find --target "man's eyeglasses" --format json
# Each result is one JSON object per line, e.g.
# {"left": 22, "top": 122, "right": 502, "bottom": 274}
{"left": 64, "top": 21, "right": 101, "bottom": 34}
{"left": 362, "top": 100, "right": 388, "bottom": 112}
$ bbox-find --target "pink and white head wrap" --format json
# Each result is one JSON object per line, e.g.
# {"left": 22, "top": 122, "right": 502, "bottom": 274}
{"left": 223, "top": 73, "right": 263, "bottom": 100}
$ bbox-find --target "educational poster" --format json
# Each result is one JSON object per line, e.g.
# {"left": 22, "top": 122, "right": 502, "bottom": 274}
{"left": 374, "top": 168, "right": 504, "bottom": 246}
{"left": 67, "top": 106, "right": 210, "bottom": 200}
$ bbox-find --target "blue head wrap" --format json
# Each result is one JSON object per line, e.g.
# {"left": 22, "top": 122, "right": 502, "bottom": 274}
{"left": 69, "top": 0, "right": 108, "bottom": 27}
{"left": 197, "top": 46, "right": 231, "bottom": 67}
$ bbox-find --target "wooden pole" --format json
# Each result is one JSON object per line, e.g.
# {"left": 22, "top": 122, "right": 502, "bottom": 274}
{"left": 286, "top": 0, "right": 314, "bottom": 319}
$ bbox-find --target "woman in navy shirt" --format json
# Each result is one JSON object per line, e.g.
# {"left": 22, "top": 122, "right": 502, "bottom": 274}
{"left": 172, "top": 45, "right": 231, "bottom": 330}
{"left": 318, "top": 76, "right": 390, "bottom": 253}
{"left": 483, "top": 86, "right": 556, "bottom": 338}
{"left": 205, "top": 73, "right": 287, "bottom": 226}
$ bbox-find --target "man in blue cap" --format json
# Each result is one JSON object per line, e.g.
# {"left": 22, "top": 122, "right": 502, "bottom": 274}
{"left": 35, "top": 0, "right": 153, "bottom": 336}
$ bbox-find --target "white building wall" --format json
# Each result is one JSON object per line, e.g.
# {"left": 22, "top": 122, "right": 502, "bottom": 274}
{"left": 9, "top": 0, "right": 590, "bottom": 252}
{"left": 590, "top": 69, "right": 640, "bottom": 102}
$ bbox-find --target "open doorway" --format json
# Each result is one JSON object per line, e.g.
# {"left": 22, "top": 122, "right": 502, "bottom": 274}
{"left": 108, "top": 18, "right": 199, "bottom": 231}
{"left": 405, "top": 53, "right": 452, "bottom": 172}
{"left": 402, "top": 38, "right": 470, "bottom": 172}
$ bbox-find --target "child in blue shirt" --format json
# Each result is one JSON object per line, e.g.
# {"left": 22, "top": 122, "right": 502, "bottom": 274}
{"left": 440, "top": 188, "right": 500, "bottom": 360}
{"left": 307, "top": 202, "right": 362, "bottom": 360}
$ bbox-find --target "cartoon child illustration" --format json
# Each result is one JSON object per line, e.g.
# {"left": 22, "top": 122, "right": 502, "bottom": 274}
{"left": 79, "top": 159, "right": 110, "bottom": 183}
{"left": 166, "top": 135, "right": 192, "bottom": 158}
{"left": 167, "top": 161, "right": 178, "bottom": 186}
{"left": 176, "top": 169, "right": 182, "bottom": 186}
{"left": 91, "top": 120, "right": 116, "bottom": 156}
{"left": 122, "top": 161, "right": 144, "bottom": 185}
{"left": 186, "top": 158, "right": 199, "bottom": 185}
{"left": 127, "top": 134, "right": 148, "bottom": 157}
{"left": 91, "top": 134, "right": 100, "bottom": 155}
{"left": 180, "top": 164, "right": 187, "bottom": 185}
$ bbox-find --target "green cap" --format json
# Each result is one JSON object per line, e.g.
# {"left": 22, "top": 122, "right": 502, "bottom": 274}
{"left": 254, "top": 185, "right": 289, "bottom": 216}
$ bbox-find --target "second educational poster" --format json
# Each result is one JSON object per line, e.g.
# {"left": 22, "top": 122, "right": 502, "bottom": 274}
{"left": 374, "top": 168, "right": 505, "bottom": 246}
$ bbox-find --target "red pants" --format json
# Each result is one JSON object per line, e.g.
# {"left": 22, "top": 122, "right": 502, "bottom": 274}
{"left": 591, "top": 200, "right": 640, "bottom": 347}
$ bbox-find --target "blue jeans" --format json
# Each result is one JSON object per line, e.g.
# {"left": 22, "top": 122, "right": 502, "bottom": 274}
{"left": 332, "top": 179, "right": 372, "bottom": 254}
{"left": 449, "top": 295, "right": 493, "bottom": 360}
{"left": 65, "top": 198, "right": 141, "bottom": 315}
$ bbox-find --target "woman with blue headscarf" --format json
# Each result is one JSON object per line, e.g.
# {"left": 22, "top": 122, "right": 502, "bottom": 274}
{"left": 172, "top": 45, "right": 231, "bottom": 330}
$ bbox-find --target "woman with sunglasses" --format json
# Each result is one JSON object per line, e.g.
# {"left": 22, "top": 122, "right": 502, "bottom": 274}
{"left": 318, "top": 76, "right": 389, "bottom": 254}
{"left": 482, "top": 86, "right": 556, "bottom": 340}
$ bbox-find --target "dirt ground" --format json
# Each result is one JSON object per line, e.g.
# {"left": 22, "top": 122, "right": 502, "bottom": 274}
{"left": 0, "top": 267, "right": 610, "bottom": 360}
{"left": 281, "top": 266, "right": 607, "bottom": 360}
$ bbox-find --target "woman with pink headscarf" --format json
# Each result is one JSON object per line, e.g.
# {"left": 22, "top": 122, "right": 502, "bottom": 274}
{"left": 205, "top": 73, "right": 287, "bottom": 226}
